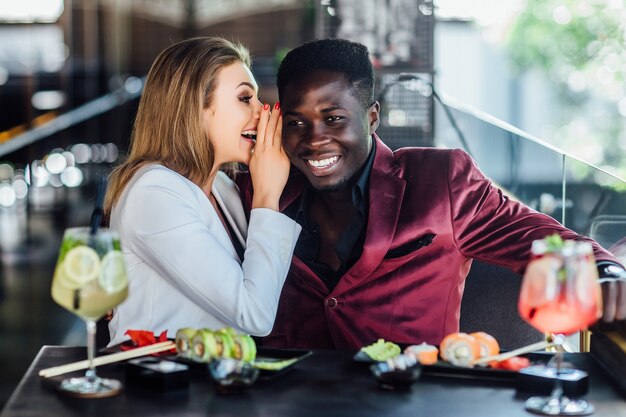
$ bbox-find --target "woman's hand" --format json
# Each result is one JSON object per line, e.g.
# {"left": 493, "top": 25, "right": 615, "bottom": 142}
{"left": 249, "top": 103, "right": 290, "bottom": 211}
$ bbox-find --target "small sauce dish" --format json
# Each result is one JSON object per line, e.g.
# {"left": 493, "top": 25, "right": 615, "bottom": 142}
{"left": 208, "top": 358, "right": 259, "bottom": 393}
{"left": 370, "top": 354, "right": 422, "bottom": 390}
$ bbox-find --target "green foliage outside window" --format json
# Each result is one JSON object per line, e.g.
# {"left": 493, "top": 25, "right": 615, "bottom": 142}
{"left": 506, "top": 0, "right": 626, "bottom": 180}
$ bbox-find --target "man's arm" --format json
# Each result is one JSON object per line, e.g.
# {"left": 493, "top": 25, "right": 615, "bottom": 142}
{"left": 446, "top": 149, "right": 625, "bottom": 323}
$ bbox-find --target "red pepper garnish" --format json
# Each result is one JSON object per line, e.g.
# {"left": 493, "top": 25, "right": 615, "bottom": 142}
{"left": 120, "top": 329, "right": 175, "bottom": 354}
{"left": 489, "top": 356, "right": 531, "bottom": 371}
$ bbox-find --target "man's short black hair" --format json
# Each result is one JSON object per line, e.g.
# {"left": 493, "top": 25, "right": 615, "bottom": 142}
{"left": 277, "top": 38, "right": 375, "bottom": 109}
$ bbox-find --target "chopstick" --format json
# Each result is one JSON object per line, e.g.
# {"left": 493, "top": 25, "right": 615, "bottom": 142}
{"left": 39, "top": 341, "right": 176, "bottom": 378}
{"left": 471, "top": 340, "right": 553, "bottom": 366}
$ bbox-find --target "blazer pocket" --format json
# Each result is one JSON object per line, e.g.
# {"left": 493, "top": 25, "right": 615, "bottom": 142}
{"left": 385, "top": 233, "right": 436, "bottom": 259}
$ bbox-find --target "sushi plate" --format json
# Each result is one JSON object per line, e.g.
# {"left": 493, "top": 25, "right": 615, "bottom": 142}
{"left": 103, "top": 342, "right": 312, "bottom": 380}
{"left": 254, "top": 348, "right": 314, "bottom": 380}
{"left": 168, "top": 348, "right": 312, "bottom": 380}
{"left": 355, "top": 351, "right": 553, "bottom": 383}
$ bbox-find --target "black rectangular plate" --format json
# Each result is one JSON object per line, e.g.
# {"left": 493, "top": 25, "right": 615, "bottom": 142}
{"left": 102, "top": 342, "right": 312, "bottom": 380}
{"left": 255, "top": 348, "right": 313, "bottom": 380}
{"left": 166, "top": 348, "right": 312, "bottom": 381}
{"left": 354, "top": 350, "right": 553, "bottom": 383}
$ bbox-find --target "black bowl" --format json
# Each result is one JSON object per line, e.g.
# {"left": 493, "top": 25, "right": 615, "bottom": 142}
{"left": 370, "top": 354, "right": 422, "bottom": 390}
{"left": 208, "top": 358, "right": 259, "bottom": 394}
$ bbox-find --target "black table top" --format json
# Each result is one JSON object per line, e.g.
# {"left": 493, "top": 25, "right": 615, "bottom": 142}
{"left": 2, "top": 346, "right": 625, "bottom": 417}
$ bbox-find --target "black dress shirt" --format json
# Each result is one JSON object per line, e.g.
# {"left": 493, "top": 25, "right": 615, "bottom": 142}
{"left": 284, "top": 141, "right": 377, "bottom": 290}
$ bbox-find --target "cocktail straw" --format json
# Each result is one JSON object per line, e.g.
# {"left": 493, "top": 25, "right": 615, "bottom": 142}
{"left": 90, "top": 176, "right": 108, "bottom": 235}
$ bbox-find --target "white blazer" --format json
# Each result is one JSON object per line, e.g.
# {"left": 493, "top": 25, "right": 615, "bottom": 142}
{"left": 108, "top": 164, "right": 301, "bottom": 345}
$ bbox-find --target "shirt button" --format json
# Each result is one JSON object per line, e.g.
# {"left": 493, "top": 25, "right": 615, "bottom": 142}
{"left": 325, "top": 297, "right": 338, "bottom": 308}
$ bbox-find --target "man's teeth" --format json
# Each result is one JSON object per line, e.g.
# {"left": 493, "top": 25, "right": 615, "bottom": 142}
{"left": 307, "top": 156, "right": 339, "bottom": 168}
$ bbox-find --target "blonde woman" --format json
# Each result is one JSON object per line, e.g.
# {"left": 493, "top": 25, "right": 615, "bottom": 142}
{"left": 104, "top": 37, "right": 301, "bottom": 345}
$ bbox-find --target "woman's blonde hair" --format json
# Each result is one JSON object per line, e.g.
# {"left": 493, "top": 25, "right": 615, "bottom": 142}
{"left": 104, "top": 37, "right": 250, "bottom": 214}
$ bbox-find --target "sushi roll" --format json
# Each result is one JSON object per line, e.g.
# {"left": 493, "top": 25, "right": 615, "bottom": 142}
{"left": 191, "top": 329, "right": 218, "bottom": 362}
{"left": 175, "top": 328, "right": 197, "bottom": 359}
{"left": 404, "top": 343, "right": 439, "bottom": 365}
{"left": 439, "top": 332, "right": 481, "bottom": 367}
{"left": 215, "top": 328, "right": 237, "bottom": 359}
{"left": 237, "top": 334, "right": 257, "bottom": 362}
{"left": 469, "top": 331, "right": 500, "bottom": 358}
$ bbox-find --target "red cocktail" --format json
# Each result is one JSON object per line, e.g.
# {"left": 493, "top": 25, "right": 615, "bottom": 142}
{"left": 518, "top": 237, "right": 601, "bottom": 416}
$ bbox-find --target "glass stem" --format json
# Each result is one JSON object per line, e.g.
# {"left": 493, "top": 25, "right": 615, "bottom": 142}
{"left": 548, "top": 351, "right": 564, "bottom": 407}
{"left": 85, "top": 319, "right": 97, "bottom": 383}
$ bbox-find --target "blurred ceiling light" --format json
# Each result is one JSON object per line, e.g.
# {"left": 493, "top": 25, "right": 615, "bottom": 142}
{"left": 0, "top": 183, "right": 17, "bottom": 207}
{"left": 60, "top": 166, "right": 83, "bottom": 188}
{"left": 30, "top": 160, "right": 50, "bottom": 187}
{"left": 24, "top": 165, "right": 30, "bottom": 186}
{"left": 124, "top": 76, "right": 143, "bottom": 94}
{"left": 0, "top": 66, "right": 8, "bottom": 86}
{"left": 104, "top": 143, "right": 119, "bottom": 163}
{"left": 70, "top": 144, "right": 92, "bottom": 164}
{"left": 90, "top": 144, "right": 104, "bottom": 163}
{"left": 11, "top": 177, "right": 28, "bottom": 200}
{"left": 48, "top": 174, "right": 63, "bottom": 188}
{"left": 0, "top": 163, "right": 14, "bottom": 182}
{"left": 32, "top": 91, "right": 65, "bottom": 110}
{"left": 44, "top": 152, "right": 67, "bottom": 174}
{"left": 62, "top": 151, "right": 75, "bottom": 167}
{"left": 0, "top": 0, "right": 63, "bottom": 23}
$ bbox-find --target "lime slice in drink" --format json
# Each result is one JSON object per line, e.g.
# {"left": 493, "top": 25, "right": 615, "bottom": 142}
{"left": 60, "top": 246, "right": 101, "bottom": 288}
{"left": 98, "top": 250, "right": 127, "bottom": 293}
{"left": 54, "top": 263, "right": 80, "bottom": 290}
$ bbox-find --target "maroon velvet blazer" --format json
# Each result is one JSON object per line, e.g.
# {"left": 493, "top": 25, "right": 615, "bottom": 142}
{"left": 237, "top": 135, "right": 619, "bottom": 349}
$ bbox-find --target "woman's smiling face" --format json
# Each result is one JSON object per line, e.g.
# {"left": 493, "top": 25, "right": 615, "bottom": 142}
{"left": 203, "top": 61, "right": 263, "bottom": 166}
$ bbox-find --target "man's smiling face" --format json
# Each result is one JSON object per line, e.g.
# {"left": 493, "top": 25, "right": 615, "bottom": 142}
{"left": 281, "top": 70, "right": 379, "bottom": 193}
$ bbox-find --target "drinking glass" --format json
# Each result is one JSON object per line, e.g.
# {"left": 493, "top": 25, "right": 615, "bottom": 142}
{"left": 518, "top": 239, "right": 601, "bottom": 415}
{"left": 51, "top": 227, "right": 129, "bottom": 397}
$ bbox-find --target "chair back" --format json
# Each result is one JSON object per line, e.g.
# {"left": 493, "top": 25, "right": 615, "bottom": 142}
{"left": 460, "top": 261, "right": 542, "bottom": 350}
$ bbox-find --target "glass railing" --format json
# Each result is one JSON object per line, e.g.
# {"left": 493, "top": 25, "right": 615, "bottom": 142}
{"left": 434, "top": 94, "right": 626, "bottom": 251}
{"left": 433, "top": 95, "right": 626, "bottom": 351}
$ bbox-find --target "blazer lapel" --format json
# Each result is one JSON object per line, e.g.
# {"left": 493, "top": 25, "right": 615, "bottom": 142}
{"left": 278, "top": 138, "right": 406, "bottom": 295}
{"left": 333, "top": 137, "right": 406, "bottom": 294}
{"left": 280, "top": 170, "right": 334, "bottom": 294}
{"left": 279, "top": 169, "right": 306, "bottom": 211}
{"left": 213, "top": 172, "right": 247, "bottom": 253}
